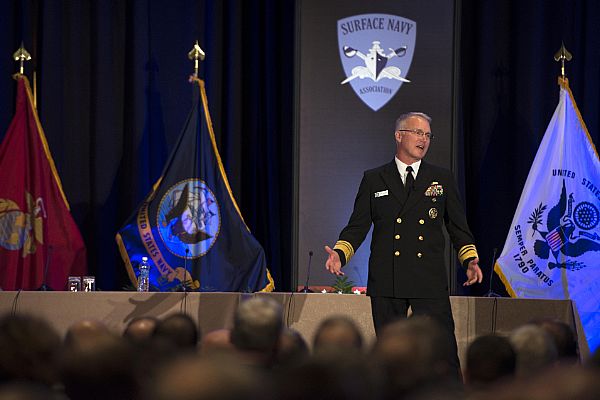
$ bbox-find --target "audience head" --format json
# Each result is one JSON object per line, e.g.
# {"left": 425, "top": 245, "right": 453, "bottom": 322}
{"left": 276, "top": 328, "right": 309, "bottom": 367}
{"left": 0, "top": 382, "right": 58, "bottom": 400}
{"left": 151, "top": 354, "right": 262, "bottom": 400}
{"left": 313, "top": 315, "right": 363, "bottom": 353}
{"left": 153, "top": 313, "right": 199, "bottom": 352}
{"left": 587, "top": 345, "right": 600, "bottom": 370}
{"left": 200, "top": 329, "right": 233, "bottom": 356}
{"left": 465, "top": 333, "right": 516, "bottom": 387}
{"left": 63, "top": 319, "right": 111, "bottom": 349}
{"left": 371, "top": 316, "right": 453, "bottom": 397}
{"left": 275, "top": 349, "right": 375, "bottom": 400}
{"left": 526, "top": 366, "right": 600, "bottom": 400}
{"left": 123, "top": 316, "right": 159, "bottom": 344}
{"left": 472, "top": 365, "right": 600, "bottom": 400}
{"left": 0, "top": 314, "right": 61, "bottom": 387}
{"left": 230, "top": 297, "right": 283, "bottom": 365}
{"left": 532, "top": 319, "right": 578, "bottom": 364}
{"left": 60, "top": 329, "right": 138, "bottom": 400}
{"left": 509, "top": 324, "right": 558, "bottom": 378}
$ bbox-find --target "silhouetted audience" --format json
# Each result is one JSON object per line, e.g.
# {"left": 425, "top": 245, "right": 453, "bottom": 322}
{"left": 465, "top": 333, "right": 516, "bottom": 388}
{"left": 0, "top": 300, "right": 595, "bottom": 400}
{"left": 313, "top": 315, "right": 363, "bottom": 353}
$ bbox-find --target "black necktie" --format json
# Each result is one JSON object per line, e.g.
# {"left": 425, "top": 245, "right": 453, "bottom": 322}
{"left": 405, "top": 166, "right": 415, "bottom": 195}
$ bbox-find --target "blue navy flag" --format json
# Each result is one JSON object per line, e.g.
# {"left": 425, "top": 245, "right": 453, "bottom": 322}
{"left": 117, "top": 78, "right": 274, "bottom": 292}
{"left": 495, "top": 77, "right": 600, "bottom": 354}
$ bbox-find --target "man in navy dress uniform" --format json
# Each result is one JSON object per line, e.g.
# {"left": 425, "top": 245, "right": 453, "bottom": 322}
{"left": 324, "top": 112, "right": 483, "bottom": 376}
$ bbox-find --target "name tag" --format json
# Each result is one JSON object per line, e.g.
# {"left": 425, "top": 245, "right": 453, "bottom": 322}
{"left": 374, "top": 190, "right": 388, "bottom": 198}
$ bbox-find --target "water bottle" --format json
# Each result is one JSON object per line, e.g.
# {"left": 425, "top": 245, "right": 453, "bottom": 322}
{"left": 137, "top": 257, "right": 150, "bottom": 292}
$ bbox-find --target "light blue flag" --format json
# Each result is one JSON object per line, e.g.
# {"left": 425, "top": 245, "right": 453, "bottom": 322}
{"left": 495, "top": 78, "right": 600, "bottom": 355}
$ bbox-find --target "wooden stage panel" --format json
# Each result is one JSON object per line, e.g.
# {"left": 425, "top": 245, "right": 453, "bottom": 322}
{"left": 0, "top": 292, "right": 587, "bottom": 363}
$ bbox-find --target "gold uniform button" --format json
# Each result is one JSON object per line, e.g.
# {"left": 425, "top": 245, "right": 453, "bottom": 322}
{"left": 395, "top": 234, "right": 400, "bottom": 240}
{"left": 432, "top": 198, "right": 437, "bottom": 203}
{"left": 417, "top": 252, "right": 422, "bottom": 258}
{"left": 394, "top": 251, "right": 400, "bottom": 256}
{"left": 418, "top": 236, "right": 424, "bottom": 241}
{"left": 419, "top": 219, "right": 425, "bottom": 225}
{"left": 396, "top": 218, "right": 402, "bottom": 224}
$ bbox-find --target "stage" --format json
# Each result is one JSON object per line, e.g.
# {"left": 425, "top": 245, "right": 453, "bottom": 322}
{"left": 0, "top": 292, "right": 588, "bottom": 364}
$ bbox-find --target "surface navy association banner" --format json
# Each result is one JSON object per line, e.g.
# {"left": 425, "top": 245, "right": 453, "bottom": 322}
{"left": 495, "top": 78, "right": 600, "bottom": 354}
{"left": 117, "top": 78, "right": 274, "bottom": 292}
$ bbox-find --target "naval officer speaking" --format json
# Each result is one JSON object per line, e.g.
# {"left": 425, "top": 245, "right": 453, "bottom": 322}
{"left": 324, "top": 112, "right": 483, "bottom": 374}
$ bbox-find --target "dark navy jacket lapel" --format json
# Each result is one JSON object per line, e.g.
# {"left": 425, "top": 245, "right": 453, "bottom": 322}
{"left": 380, "top": 160, "right": 405, "bottom": 203}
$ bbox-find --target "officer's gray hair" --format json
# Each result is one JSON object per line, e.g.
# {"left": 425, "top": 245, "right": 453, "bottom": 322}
{"left": 395, "top": 112, "right": 432, "bottom": 130}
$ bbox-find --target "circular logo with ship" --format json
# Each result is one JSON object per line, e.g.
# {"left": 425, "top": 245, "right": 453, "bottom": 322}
{"left": 157, "top": 179, "right": 220, "bottom": 258}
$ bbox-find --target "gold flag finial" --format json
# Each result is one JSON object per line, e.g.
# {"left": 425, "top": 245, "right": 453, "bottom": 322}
{"left": 188, "top": 40, "right": 206, "bottom": 78}
{"left": 13, "top": 43, "right": 32, "bottom": 75}
{"left": 553, "top": 42, "right": 572, "bottom": 80}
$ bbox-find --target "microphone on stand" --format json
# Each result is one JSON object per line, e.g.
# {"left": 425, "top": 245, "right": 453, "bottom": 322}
{"left": 485, "top": 247, "right": 502, "bottom": 297}
{"left": 180, "top": 248, "right": 191, "bottom": 315}
{"left": 37, "top": 245, "right": 54, "bottom": 291}
{"left": 300, "top": 251, "right": 314, "bottom": 293}
{"left": 182, "top": 248, "right": 190, "bottom": 292}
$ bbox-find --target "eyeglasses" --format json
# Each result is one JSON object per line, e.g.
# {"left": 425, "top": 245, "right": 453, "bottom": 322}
{"left": 398, "top": 129, "right": 435, "bottom": 140}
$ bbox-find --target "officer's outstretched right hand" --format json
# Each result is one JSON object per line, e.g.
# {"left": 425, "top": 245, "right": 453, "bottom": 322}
{"left": 324, "top": 245, "right": 344, "bottom": 276}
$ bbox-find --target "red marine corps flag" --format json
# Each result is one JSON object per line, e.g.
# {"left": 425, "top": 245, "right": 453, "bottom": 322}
{"left": 0, "top": 75, "right": 87, "bottom": 290}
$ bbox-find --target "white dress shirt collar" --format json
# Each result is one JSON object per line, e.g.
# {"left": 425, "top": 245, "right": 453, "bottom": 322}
{"left": 395, "top": 157, "right": 421, "bottom": 185}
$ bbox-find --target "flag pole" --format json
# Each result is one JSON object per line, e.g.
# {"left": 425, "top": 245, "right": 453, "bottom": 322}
{"left": 187, "top": 40, "right": 206, "bottom": 78}
{"left": 13, "top": 42, "right": 31, "bottom": 76}
{"left": 554, "top": 42, "right": 572, "bottom": 83}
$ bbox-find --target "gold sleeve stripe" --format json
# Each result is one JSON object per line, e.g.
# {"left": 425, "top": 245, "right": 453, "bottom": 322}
{"left": 458, "top": 244, "right": 476, "bottom": 256}
{"left": 334, "top": 240, "right": 355, "bottom": 262}
{"left": 458, "top": 244, "right": 478, "bottom": 264}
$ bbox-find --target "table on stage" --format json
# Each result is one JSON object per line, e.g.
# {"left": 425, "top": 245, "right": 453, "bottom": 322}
{"left": 0, "top": 291, "right": 588, "bottom": 363}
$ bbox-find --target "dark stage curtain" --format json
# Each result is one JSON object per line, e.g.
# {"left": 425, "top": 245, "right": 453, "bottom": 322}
{"left": 0, "top": 0, "right": 294, "bottom": 291}
{"left": 459, "top": 0, "right": 600, "bottom": 295}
